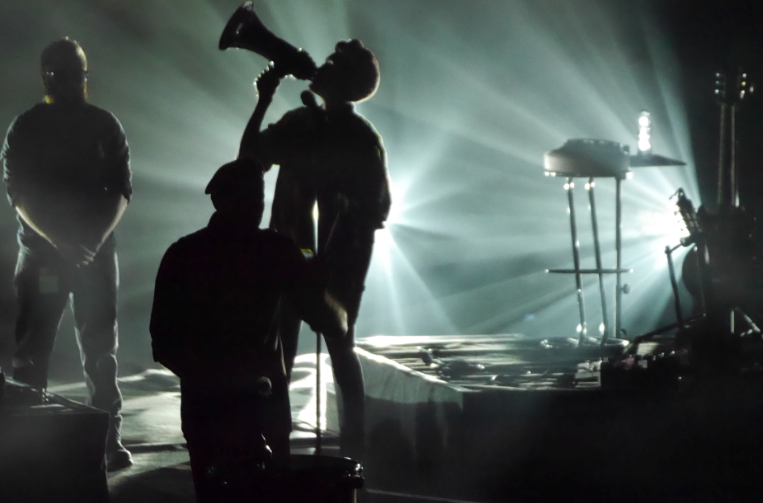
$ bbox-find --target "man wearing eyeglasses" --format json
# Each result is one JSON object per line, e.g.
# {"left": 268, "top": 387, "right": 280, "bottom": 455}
{"left": 1, "top": 37, "right": 133, "bottom": 470}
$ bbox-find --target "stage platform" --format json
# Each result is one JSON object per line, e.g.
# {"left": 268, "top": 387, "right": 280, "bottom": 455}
{"left": 357, "top": 334, "right": 763, "bottom": 502}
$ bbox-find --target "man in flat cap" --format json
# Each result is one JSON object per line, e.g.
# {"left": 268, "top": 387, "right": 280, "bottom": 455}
{"left": 150, "top": 158, "right": 346, "bottom": 502}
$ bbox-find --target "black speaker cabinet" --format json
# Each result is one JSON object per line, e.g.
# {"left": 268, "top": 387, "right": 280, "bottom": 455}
{"left": 0, "top": 378, "right": 110, "bottom": 503}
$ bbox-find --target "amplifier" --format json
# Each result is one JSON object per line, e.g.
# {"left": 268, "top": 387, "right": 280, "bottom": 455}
{"left": 0, "top": 377, "right": 110, "bottom": 503}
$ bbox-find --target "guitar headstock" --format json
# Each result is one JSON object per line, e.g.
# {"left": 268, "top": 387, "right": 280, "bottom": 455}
{"left": 715, "top": 69, "right": 754, "bottom": 105}
{"left": 737, "top": 71, "right": 752, "bottom": 101}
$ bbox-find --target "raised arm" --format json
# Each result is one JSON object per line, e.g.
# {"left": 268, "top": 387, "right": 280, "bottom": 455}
{"left": 238, "top": 65, "right": 284, "bottom": 164}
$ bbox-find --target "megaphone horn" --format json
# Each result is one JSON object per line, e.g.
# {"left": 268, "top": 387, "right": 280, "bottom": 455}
{"left": 219, "top": 1, "right": 316, "bottom": 80}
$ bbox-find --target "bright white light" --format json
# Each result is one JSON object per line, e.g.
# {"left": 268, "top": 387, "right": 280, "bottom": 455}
{"left": 385, "top": 178, "right": 409, "bottom": 226}
{"left": 638, "top": 111, "right": 651, "bottom": 153}
{"left": 633, "top": 208, "right": 688, "bottom": 241}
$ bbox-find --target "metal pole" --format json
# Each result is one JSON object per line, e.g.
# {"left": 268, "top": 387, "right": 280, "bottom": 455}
{"left": 587, "top": 178, "right": 610, "bottom": 344}
{"left": 615, "top": 177, "right": 623, "bottom": 339}
{"left": 315, "top": 332, "right": 322, "bottom": 455}
{"left": 730, "top": 104, "right": 739, "bottom": 207}
{"left": 665, "top": 244, "right": 685, "bottom": 330}
{"left": 566, "top": 178, "right": 587, "bottom": 344}
{"left": 717, "top": 102, "right": 727, "bottom": 206}
{"left": 313, "top": 200, "right": 322, "bottom": 456}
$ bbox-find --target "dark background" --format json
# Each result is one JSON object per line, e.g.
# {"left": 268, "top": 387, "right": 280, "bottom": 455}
{"left": 0, "top": 0, "right": 760, "bottom": 382}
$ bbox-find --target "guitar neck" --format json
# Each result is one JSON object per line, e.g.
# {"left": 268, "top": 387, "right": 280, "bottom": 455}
{"left": 715, "top": 69, "right": 749, "bottom": 209}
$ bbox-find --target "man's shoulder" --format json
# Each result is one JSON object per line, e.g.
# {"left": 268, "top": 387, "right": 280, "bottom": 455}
{"left": 279, "top": 106, "right": 313, "bottom": 122}
{"left": 80, "top": 103, "right": 124, "bottom": 128}
{"left": 160, "top": 228, "right": 209, "bottom": 259}
{"left": 170, "top": 227, "right": 295, "bottom": 249}
{"left": 8, "top": 103, "right": 46, "bottom": 129}
{"left": 11, "top": 102, "right": 122, "bottom": 129}
{"left": 259, "top": 228, "right": 299, "bottom": 247}
{"left": 270, "top": 106, "right": 317, "bottom": 131}
{"left": 172, "top": 227, "right": 211, "bottom": 248}
{"left": 165, "top": 227, "right": 304, "bottom": 268}
{"left": 338, "top": 110, "right": 383, "bottom": 147}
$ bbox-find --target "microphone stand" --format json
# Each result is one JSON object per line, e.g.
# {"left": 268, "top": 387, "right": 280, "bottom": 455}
{"left": 315, "top": 331, "right": 322, "bottom": 456}
{"left": 313, "top": 195, "right": 347, "bottom": 457}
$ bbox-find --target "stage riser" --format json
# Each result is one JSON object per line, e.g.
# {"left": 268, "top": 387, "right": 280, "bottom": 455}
{"left": 358, "top": 344, "right": 763, "bottom": 501}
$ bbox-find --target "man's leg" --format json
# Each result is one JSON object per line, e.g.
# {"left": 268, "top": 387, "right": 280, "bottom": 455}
{"left": 70, "top": 239, "right": 130, "bottom": 470}
{"left": 271, "top": 168, "right": 317, "bottom": 381}
{"left": 278, "top": 298, "right": 303, "bottom": 381}
{"left": 12, "top": 249, "right": 69, "bottom": 389}
{"left": 323, "top": 226, "right": 375, "bottom": 460}
{"left": 324, "top": 326, "right": 365, "bottom": 460}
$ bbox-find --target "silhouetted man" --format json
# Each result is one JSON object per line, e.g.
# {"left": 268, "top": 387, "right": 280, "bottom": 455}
{"left": 239, "top": 38, "right": 391, "bottom": 459}
{"left": 1, "top": 37, "right": 132, "bottom": 470}
{"left": 150, "top": 159, "right": 346, "bottom": 502}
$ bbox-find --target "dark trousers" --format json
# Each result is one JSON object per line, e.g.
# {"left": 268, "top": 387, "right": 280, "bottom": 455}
{"left": 12, "top": 237, "right": 123, "bottom": 426}
{"left": 181, "top": 379, "right": 291, "bottom": 503}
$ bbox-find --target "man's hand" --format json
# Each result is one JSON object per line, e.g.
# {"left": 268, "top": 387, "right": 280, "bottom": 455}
{"left": 256, "top": 63, "right": 285, "bottom": 99}
{"left": 55, "top": 241, "right": 97, "bottom": 268}
{"left": 15, "top": 190, "right": 127, "bottom": 268}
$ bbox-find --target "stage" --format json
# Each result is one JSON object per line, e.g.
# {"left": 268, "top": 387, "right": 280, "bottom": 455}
{"left": 4, "top": 333, "right": 763, "bottom": 502}
{"left": 357, "top": 334, "right": 763, "bottom": 502}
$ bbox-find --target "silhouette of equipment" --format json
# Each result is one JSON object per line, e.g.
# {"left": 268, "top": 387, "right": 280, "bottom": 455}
{"left": 543, "top": 139, "right": 685, "bottom": 347}
{"left": 209, "top": 455, "right": 363, "bottom": 503}
{"left": 654, "top": 68, "right": 763, "bottom": 374}
{"left": 0, "top": 375, "right": 110, "bottom": 503}
{"left": 219, "top": 1, "right": 316, "bottom": 80}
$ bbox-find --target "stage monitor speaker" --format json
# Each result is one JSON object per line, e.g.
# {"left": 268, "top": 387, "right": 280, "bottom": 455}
{"left": 0, "top": 378, "right": 110, "bottom": 503}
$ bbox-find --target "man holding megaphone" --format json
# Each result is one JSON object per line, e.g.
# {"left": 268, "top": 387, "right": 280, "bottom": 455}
{"left": 235, "top": 22, "right": 391, "bottom": 459}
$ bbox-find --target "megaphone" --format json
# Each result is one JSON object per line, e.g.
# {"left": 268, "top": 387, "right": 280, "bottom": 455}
{"left": 219, "top": 1, "right": 316, "bottom": 80}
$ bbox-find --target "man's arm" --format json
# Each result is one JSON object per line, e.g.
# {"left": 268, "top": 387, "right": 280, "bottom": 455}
{"left": 5, "top": 110, "right": 131, "bottom": 265}
{"left": 79, "top": 190, "right": 129, "bottom": 251}
{"left": 238, "top": 64, "right": 284, "bottom": 166}
{"left": 14, "top": 190, "right": 128, "bottom": 266}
